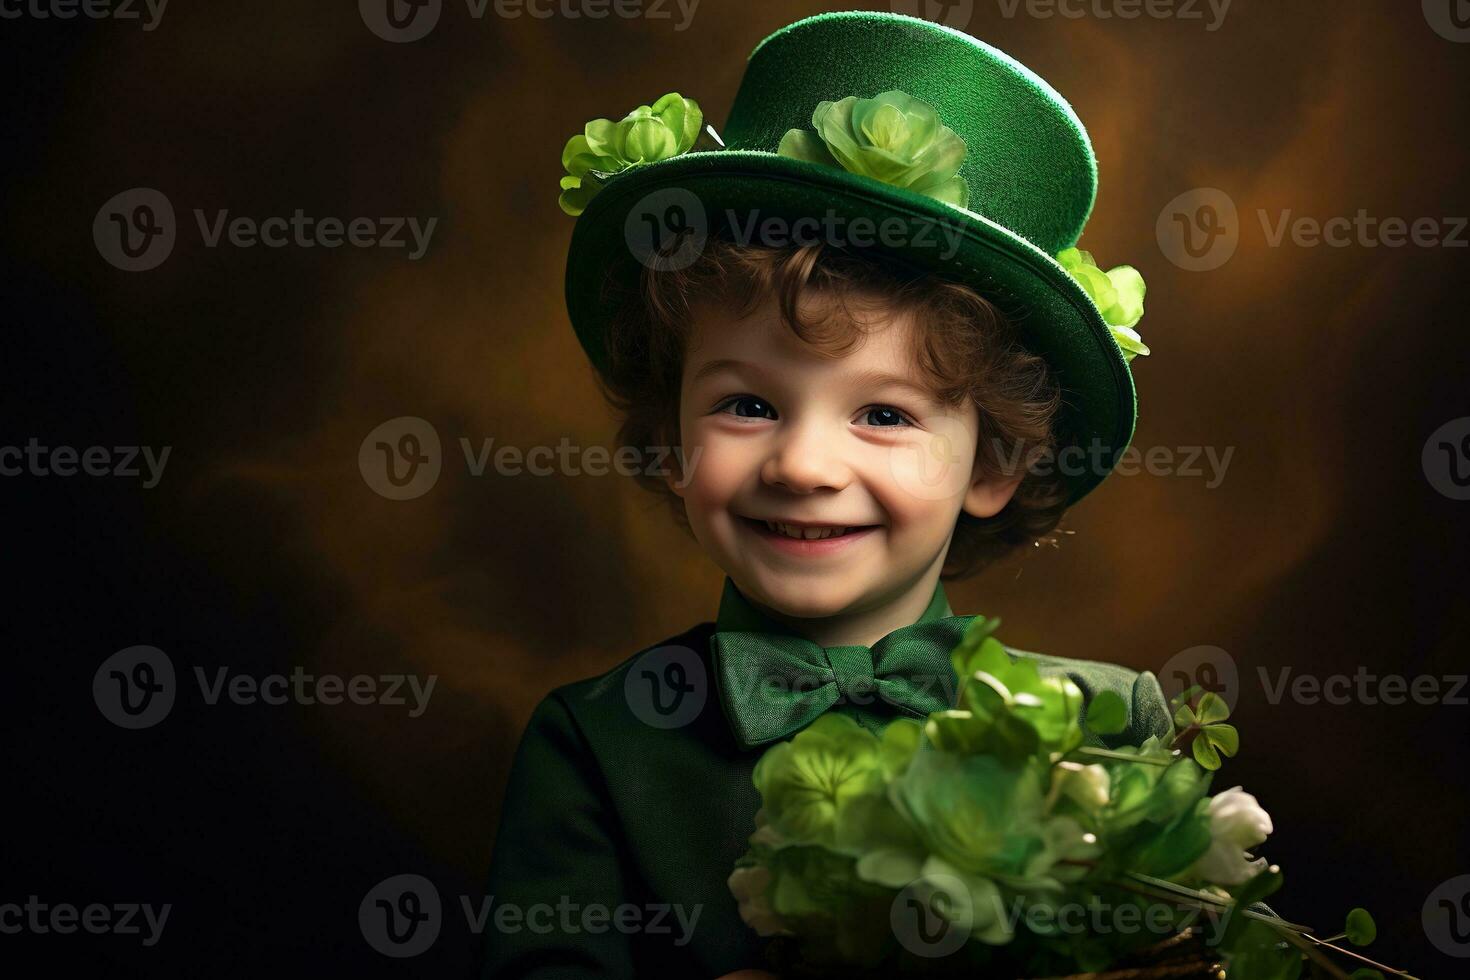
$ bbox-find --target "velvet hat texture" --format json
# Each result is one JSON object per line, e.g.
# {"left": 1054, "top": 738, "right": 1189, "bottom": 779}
{"left": 560, "top": 10, "right": 1148, "bottom": 503}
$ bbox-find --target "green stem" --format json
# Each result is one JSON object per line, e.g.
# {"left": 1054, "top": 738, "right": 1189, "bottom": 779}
{"left": 1276, "top": 928, "right": 1353, "bottom": 980}
{"left": 1299, "top": 932, "right": 1419, "bottom": 978}
{"left": 1124, "top": 874, "right": 1422, "bottom": 978}
{"left": 1170, "top": 724, "right": 1200, "bottom": 754}
{"left": 1116, "top": 880, "right": 1305, "bottom": 935}
{"left": 1071, "top": 746, "right": 1175, "bottom": 767}
{"left": 1126, "top": 873, "right": 1315, "bottom": 931}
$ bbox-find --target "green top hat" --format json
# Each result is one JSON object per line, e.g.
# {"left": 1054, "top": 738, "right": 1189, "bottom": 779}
{"left": 559, "top": 10, "right": 1149, "bottom": 503}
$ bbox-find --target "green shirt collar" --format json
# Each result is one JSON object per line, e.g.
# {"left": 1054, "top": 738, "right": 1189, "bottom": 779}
{"left": 714, "top": 576, "right": 953, "bottom": 637}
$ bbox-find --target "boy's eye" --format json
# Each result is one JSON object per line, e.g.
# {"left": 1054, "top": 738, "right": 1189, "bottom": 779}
{"left": 711, "top": 398, "right": 911, "bottom": 426}
{"left": 717, "top": 396, "right": 778, "bottom": 420}
{"left": 860, "top": 406, "right": 914, "bottom": 427}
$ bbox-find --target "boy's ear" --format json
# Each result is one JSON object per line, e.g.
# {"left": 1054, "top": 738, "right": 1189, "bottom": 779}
{"left": 663, "top": 455, "right": 687, "bottom": 498}
{"left": 961, "top": 463, "right": 1024, "bottom": 519}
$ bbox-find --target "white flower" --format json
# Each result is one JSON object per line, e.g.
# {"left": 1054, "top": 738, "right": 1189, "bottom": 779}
{"left": 1051, "top": 761, "right": 1111, "bottom": 811}
{"left": 727, "top": 866, "right": 790, "bottom": 937}
{"left": 1193, "top": 786, "right": 1274, "bottom": 886}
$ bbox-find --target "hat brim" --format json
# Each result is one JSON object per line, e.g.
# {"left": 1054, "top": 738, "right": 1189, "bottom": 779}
{"left": 565, "top": 150, "right": 1136, "bottom": 504}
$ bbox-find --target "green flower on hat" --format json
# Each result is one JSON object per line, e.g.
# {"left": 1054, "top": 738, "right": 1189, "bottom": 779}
{"left": 1056, "top": 246, "right": 1150, "bottom": 361}
{"left": 558, "top": 93, "right": 703, "bottom": 216}
{"left": 777, "top": 90, "right": 970, "bottom": 209}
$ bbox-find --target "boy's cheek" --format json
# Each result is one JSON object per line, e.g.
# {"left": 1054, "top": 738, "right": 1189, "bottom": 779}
{"left": 868, "top": 486, "right": 965, "bottom": 540}
{"left": 872, "top": 434, "right": 978, "bottom": 515}
{"left": 673, "top": 435, "right": 753, "bottom": 510}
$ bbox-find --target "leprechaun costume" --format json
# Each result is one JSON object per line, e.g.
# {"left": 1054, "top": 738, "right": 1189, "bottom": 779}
{"left": 484, "top": 580, "right": 1171, "bottom": 977}
{"left": 485, "top": 11, "right": 1162, "bottom": 978}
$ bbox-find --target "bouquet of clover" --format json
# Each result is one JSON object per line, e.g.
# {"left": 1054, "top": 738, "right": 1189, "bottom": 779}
{"left": 728, "top": 617, "right": 1416, "bottom": 980}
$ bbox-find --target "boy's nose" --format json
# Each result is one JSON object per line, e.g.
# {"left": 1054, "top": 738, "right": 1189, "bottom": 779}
{"left": 758, "top": 421, "right": 853, "bottom": 494}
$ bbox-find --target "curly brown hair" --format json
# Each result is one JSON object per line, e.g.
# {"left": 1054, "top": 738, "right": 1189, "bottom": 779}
{"left": 592, "top": 237, "right": 1069, "bottom": 579}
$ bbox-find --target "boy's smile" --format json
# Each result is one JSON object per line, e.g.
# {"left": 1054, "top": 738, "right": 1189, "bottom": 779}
{"left": 739, "top": 516, "right": 881, "bottom": 554}
{"left": 735, "top": 517, "right": 870, "bottom": 549}
{"left": 667, "top": 289, "right": 1023, "bottom": 647}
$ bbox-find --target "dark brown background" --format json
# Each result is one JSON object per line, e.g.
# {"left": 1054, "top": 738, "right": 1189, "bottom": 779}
{"left": 5, "top": 1, "right": 1468, "bottom": 976}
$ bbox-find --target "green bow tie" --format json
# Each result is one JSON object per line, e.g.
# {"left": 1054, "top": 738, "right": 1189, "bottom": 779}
{"left": 708, "top": 578, "right": 969, "bottom": 750}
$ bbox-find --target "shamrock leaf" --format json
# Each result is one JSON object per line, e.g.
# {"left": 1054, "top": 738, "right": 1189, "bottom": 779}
{"left": 1173, "top": 691, "right": 1239, "bottom": 771}
{"left": 1345, "top": 907, "right": 1377, "bottom": 946}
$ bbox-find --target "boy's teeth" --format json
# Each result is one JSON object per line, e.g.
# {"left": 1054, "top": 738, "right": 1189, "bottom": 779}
{"left": 763, "top": 520, "right": 853, "bottom": 540}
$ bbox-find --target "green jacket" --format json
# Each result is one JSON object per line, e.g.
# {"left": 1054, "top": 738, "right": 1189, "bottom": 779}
{"left": 482, "top": 581, "right": 1172, "bottom": 978}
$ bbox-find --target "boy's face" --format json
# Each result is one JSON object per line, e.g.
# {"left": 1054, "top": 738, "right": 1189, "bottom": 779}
{"left": 668, "top": 290, "right": 1021, "bottom": 622}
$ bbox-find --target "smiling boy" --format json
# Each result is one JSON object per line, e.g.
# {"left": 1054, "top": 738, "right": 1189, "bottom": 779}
{"left": 654, "top": 240, "right": 1059, "bottom": 649}
{"left": 485, "top": 11, "right": 1164, "bottom": 979}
